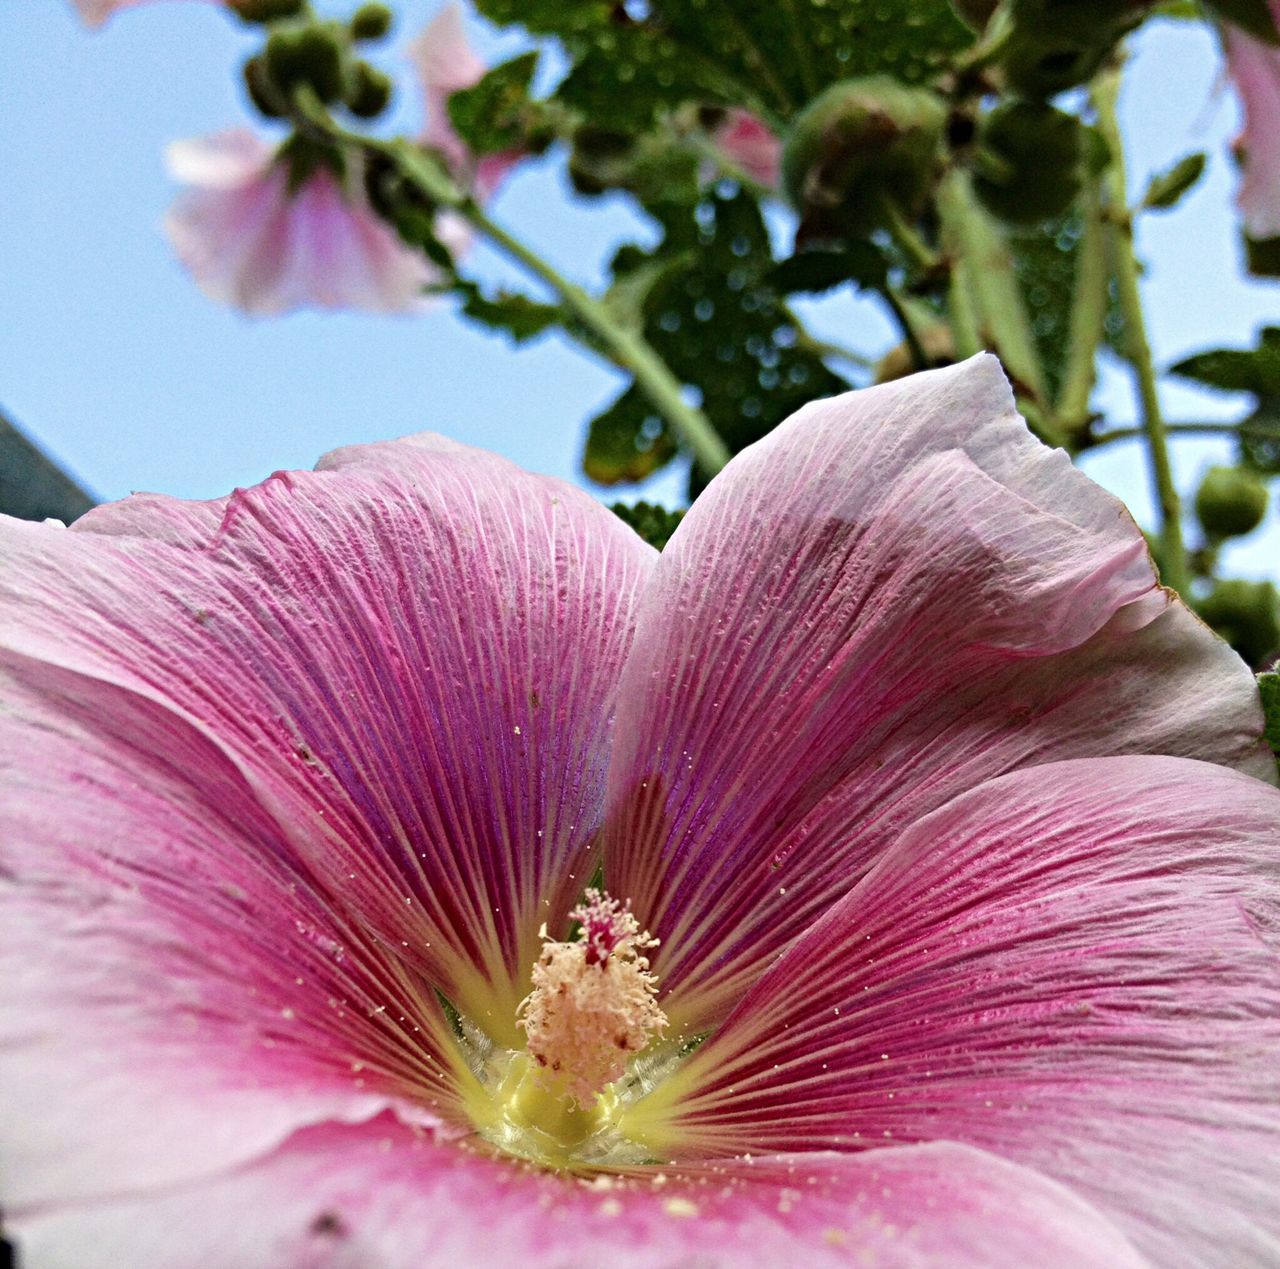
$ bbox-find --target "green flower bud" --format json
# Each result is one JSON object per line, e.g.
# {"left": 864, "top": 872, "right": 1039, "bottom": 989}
{"left": 972, "top": 101, "right": 1083, "bottom": 224}
{"left": 1195, "top": 465, "right": 1269, "bottom": 539}
{"left": 998, "top": 0, "right": 1158, "bottom": 96}
{"left": 265, "top": 22, "right": 347, "bottom": 107}
{"left": 230, "top": 0, "right": 304, "bottom": 22}
{"left": 782, "top": 76, "right": 947, "bottom": 237}
{"left": 1196, "top": 579, "right": 1280, "bottom": 668}
{"left": 350, "top": 3, "right": 394, "bottom": 41}
{"left": 242, "top": 53, "right": 286, "bottom": 118}
{"left": 346, "top": 63, "right": 393, "bottom": 119}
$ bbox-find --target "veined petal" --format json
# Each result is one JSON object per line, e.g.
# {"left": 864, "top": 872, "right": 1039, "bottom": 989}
{"left": 0, "top": 436, "right": 654, "bottom": 1061}
{"left": 12, "top": 1115, "right": 1145, "bottom": 1268}
{"left": 635, "top": 756, "right": 1280, "bottom": 1268}
{"left": 1, "top": 655, "right": 450, "bottom": 1210}
{"left": 606, "top": 356, "right": 1272, "bottom": 1031}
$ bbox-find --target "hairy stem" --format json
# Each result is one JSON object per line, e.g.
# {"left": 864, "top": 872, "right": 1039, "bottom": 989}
{"left": 1056, "top": 177, "right": 1109, "bottom": 442}
{"left": 936, "top": 168, "right": 1058, "bottom": 441}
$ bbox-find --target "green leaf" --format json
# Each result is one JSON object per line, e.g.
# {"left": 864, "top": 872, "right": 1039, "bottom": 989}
{"left": 769, "top": 243, "right": 889, "bottom": 295}
{"left": 583, "top": 387, "right": 678, "bottom": 485}
{"left": 470, "top": 0, "right": 612, "bottom": 36}
{"left": 1140, "top": 152, "right": 1206, "bottom": 211}
{"left": 1258, "top": 672, "right": 1280, "bottom": 758}
{"left": 637, "top": 191, "right": 848, "bottom": 493}
{"left": 1238, "top": 399, "right": 1280, "bottom": 474}
{"left": 1202, "top": 0, "right": 1280, "bottom": 44}
{"left": 609, "top": 500, "right": 686, "bottom": 550}
{"left": 456, "top": 282, "right": 562, "bottom": 343}
{"left": 447, "top": 52, "right": 540, "bottom": 156}
{"left": 1170, "top": 327, "right": 1280, "bottom": 395}
{"left": 477, "top": 0, "right": 971, "bottom": 131}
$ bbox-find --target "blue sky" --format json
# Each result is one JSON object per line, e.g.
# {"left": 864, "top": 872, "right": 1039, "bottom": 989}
{"left": 1, "top": 1, "right": 1277, "bottom": 578}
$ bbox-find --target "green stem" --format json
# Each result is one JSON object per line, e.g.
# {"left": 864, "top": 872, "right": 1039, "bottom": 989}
{"left": 1088, "top": 420, "right": 1267, "bottom": 446}
{"left": 1093, "top": 64, "right": 1190, "bottom": 595}
{"left": 954, "top": 1, "right": 1018, "bottom": 79}
{"left": 936, "top": 170, "right": 982, "bottom": 359}
{"left": 936, "top": 169, "right": 1057, "bottom": 439}
{"left": 880, "top": 287, "right": 929, "bottom": 371}
{"left": 292, "top": 91, "right": 731, "bottom": 479}
{"left": 879, "top": 197, "right": 941, "bottom": 275}
{"left": 1056, "top": 177, "right": 1108, "bottom": 442}
{"left": 792, "top": 332, "right": 876, "bottom": 372}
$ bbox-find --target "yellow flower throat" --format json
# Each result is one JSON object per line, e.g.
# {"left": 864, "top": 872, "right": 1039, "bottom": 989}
{"left": 456, "top": 889, "right": 673, "bottom": 1168}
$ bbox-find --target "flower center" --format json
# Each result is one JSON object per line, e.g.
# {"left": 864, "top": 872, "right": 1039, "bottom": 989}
{"left": 456, "top": 889, "right": 673, "bottom": 1168}
{"left": 518, "top": 888, "right": 668, "bottom": 1105}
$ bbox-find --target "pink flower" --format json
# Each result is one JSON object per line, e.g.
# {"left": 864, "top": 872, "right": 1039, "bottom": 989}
{"left": 72, "top": 0, "right": 217, "bottom": 27}
{"left": 164, "top": 129, "right": 463, "bottom": 317}
{"left": 408, "top": 1, "right": 524, "bottom": 200}
{"left": 1224, "top": 5, "right": 1280, "bottom": 239}
{"left": 3, "top": 357, "right": 1279, "bottom": 1265}
{"left": 711, "top": 109, "right": 783, "bottom": 189}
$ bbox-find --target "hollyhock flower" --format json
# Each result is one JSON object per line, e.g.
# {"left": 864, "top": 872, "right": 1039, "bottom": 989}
{"left": 1224, "top": 9, "right": 1280, "bottom": 240}
{"left": 711, "top": 109, "right": 783, "bottom": 189}
{"left": 3, "top": 357, "right": 1279, "bottom": 1265}
{"left": 164, "top": 129, "right": 463, "bottom": 317}
{"left": 409, "top": 2, "right": 525, "bottom": 202}
{"left": 72, "top": 0, "right": 217, "bottom": 26}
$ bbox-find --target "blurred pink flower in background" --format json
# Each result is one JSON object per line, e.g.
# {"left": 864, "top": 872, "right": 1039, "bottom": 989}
{"left": 164, "top": 130, "right": 459, "bottom": 316}
{"left": 711, "top": 108, "right": 783, "bottom": 189}
{"left": 156, "top": 3, "right": 523, "bottom": 316}
{"left": 1224, "top": 8, "right": 1280, "bottom": 239}
{"left": 73, "top": 0, "right": 218, "bottom": 26}
{"left": 408, "top": 1, "right": 526, "bottom": 201}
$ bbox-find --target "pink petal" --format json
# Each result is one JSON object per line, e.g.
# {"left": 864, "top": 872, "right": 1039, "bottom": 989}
{"left": 606, "top": 356, "right": 1273, "bottom": 1031}
{"left": 73, "top": 0, "right": 215, "bottom": 27}
{"left": 650, "top": 755, "right": 1280, "bottom": 1267}
{"left": 712, "top": 109, "right": 783, "bottom": 188}
{"left": 0, "top": 436, "right": 655, "bottom": 1211}
{"left": 1225, "top": 18, "right": 1280, "bottom": 240}
{"left": 12, "top": 1114, "right": 1144, "bottom": 1267}
{"left": 164, "top": 130, "right": 444, "bottom": 316}
{"left": 1, "top": 658, "right": 442, "bottom": 1208}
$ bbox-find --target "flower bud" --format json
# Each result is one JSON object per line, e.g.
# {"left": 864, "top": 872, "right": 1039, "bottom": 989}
{"left": 230, "top": 0, "right": 304, "bottom": 22}
{"left": 347, "top": 63, "right": 393, "bottom": 119}
{"left": 1196, "top": 579, "right": 1280, "bottom": 668}
{"left": 972, "top": 101, "right": 1083, "bottom": 224}
{"left": 350, "top": 3, "right": 394, "bottom": 41}
{"left": 242, "top": 53, "right": 286, "bottom": 118}
{"left": 1195, "top": 465, "right": 1269, "bottom": 539}
{"left": 781, "top": 76, "right": 947, "bottom": 237}
{"left": 265, "top": 22, "right": 347, "bottom": 107}
{"left": 997, "top": 0, "right": 1158, "bottom": 96}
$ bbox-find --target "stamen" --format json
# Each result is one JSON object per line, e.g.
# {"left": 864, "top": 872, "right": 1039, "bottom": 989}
{"left": 517, "top": 889, "right": 667, "bottom": 1106}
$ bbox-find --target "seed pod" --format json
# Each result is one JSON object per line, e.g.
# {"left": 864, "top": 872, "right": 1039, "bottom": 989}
{"left": 1195, "top": 465, "right": 1270, "bottom": 539}
{"left": 973, "top": 101, "right": 1084, "bottom": 224}
{"left": 782, "top": 76, "right": 947, "bottom": 238}
{"left": 1196, "top": 579, "right": 1280, "bottom": 668}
